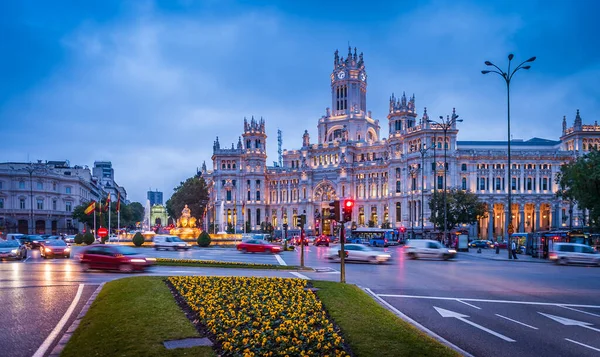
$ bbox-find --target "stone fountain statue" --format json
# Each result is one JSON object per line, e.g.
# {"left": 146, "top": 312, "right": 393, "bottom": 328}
{"left": 170, "top": 204, "right": 201, "bottom": 239}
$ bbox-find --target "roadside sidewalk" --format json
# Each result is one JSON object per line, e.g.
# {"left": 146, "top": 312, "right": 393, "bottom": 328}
{"left": 461, "top": 248, "right": 550, "bottom": 264}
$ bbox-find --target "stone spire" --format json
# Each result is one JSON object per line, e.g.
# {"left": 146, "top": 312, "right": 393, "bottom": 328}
{"left": 201, "top": 161, "right": 207, "bottom": 174}
{"left": 562, "top": 115, "right": 567, "bottom": 135}
{"left": 574, "top": 109, "right": 582, "bottom": 130}
{"left": 302, "top": 130, "right": 310, "bottom": 147}
{"left": 237, "top": 137, "right": 242, "bottom": 149}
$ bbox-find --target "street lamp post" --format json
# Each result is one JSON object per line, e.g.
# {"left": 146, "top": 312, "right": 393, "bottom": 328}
{"left": 408, "top": 165, "right": 418, "bottom": 239}
{"left": 417, "top": 143, "right": 430, "bottom": 235}
{"left": 482, "top": 54, "right": 536, "bottom": 259}
{"left": 427, "top": 111, "right": 462, "bottom": 246}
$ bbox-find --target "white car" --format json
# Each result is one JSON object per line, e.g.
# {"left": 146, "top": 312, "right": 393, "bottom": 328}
{"left": 549, "top": 243, "right": 599, "bottom": 266}
{"left": 405, "top": 239, "right": 456, "bottom": 260}
{"left": 326, "top": 244, "right": 391, "bottom": 263}
{"left": 153, "top": 235, "right": 191, "bottom": 251}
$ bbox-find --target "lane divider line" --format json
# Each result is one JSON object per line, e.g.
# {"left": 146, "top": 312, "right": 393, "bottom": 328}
{"left": 49, "top": 283, "right": 105, "bottom": 357}
{"left": 558, "top": 305, "right": 600, "bottom": 318}
{"left": 565, "top": 338, "right": 600, "bottom": 352}
{"left": 33, "top": 283, "right": 85, "bottom": 357}
{"left": 456, "top": 299, "right": 481, "bottom": 310}
{"left": 275, "top": 254, "right": 287, "bottom": 266}
{"left": 495, "top": 314, "right": 538, "bottom": 330}
{"left": 290, "top": 272, "right": 311, "bottom": 280}
{"left": 364, "top": 288, "right": 475, "bottom": 357}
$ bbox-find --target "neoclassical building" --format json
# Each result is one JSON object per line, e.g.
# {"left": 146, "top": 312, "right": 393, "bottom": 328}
{"left": 203, "top": 47, "right": 598, "bottom": 240}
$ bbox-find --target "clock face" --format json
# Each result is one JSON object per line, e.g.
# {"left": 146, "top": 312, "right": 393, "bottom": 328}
{"left": 360, "top": 72, "right": 366, "bottom": 81}
{"left": 337, "top": 71, "right": 346, "bottom": 79}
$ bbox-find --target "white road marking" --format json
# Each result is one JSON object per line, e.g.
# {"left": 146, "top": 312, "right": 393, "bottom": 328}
{"left": 275, "top": 254, "right": 287, "bottom": 266}
{"left": 456, "top": 299, "right": 481, "bottom": 309}
{"left": 434, "top": 307, "right": 516, "bottom": 342}
{"left": 364, "top": 289, "right": 474, "bottom": 357}
{"left": 565, "top": 338, "right": 600, "bottom": 352}
{"left": 559, "top": 305, "right": 600, "bottom": 318}
{"left": 539, "top": 312, "right": 600, "bottom": 333}
{"left": 32, "top": 283, "right": 85, "bottom": 357}
{"left": 289, "top": 272, "right": 311, "bottom": 280}
{"left": 495, "top": 314, "right": 538, "bottom": 330}
{"left": 378, "top": 294, "right": 600, "bottom": 309}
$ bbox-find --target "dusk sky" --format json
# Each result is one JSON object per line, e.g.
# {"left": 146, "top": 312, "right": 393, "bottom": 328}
{"left": 1, "top": 0, "right": 598, "bottom": 204}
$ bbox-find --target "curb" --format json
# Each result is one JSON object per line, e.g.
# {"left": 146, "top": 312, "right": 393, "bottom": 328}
{"left": 48, "top": 282, "right": 105, "bottom": 357}
{"left": 362, "top": 287, "right": 474, "bottom": 357}
{"left": 464, "top": 253, "right": 550, "bottom": 264}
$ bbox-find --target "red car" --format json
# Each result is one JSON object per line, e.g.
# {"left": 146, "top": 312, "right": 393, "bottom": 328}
{"left": 79, "top": 245, "right": 155, "bottom": 272}
{"left": 40, "top": 239, "right": 71, "bottom": 258}
{"left": 314, "top": 235, "right": 330, "bottom": 247}
{"left": 237, "top": 239, "right": 282, "bottom": 254}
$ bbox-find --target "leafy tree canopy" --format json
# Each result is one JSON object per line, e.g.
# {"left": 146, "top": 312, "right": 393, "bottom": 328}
{"left": 166, "top": 175, "right": 209, "bottom": 222}
{"left": 556, "top": 150, "right": 600, "bottom": 229}
{"left": 429, "top": 189, "right": 487, "bottom": 231}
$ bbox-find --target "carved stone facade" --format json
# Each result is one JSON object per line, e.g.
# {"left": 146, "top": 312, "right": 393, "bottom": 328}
{"left": 204, "top": 47, "right": 598, "bottom": 239}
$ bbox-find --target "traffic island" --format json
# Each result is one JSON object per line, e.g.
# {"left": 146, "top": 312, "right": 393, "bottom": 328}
{"left": 61, "top": 276, "right": 459, "bottom": 357}
{"left": 154, "top": 258, "right": 309, "bottom": 270}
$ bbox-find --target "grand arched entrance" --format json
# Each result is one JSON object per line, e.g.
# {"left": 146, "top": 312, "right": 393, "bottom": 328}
{"left": 313, "top": 181, "right": 337, "bottom": 235}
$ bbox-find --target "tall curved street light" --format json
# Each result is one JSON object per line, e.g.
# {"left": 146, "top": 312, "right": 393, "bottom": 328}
{"left": 427, "top": 110, "right": 462, "bottom": 246}
{"left": 416, "top": 142, "right": 431, "bottom": 235}
{"left": 482, "top": 54, "right": 536, "bottom": 259}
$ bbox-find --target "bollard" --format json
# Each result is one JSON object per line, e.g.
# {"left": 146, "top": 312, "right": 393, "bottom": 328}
{"left": 495, "top": 245, "right": 500, "bottom": 254}
{"left": 477, "top": 248, "right": 482, "bottom": 254}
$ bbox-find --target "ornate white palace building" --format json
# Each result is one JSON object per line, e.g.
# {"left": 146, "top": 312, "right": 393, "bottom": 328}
{"left": 202, "top": 47, "right": 599, "bottom": 240}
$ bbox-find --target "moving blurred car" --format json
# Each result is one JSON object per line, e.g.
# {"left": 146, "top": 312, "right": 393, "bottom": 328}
{"left": 291, "top": 235, "right": 309, "bottom": 246}
{"left": 153, "top": 235, "right": 191, "bottom": 251}
{"left": 79, "top": 245, "right": 155, "bottom": 272}
{"left": 64, "top": 235, "right": 76, "bottom": 244}
{"left": 469, "top": 240, "right": 493, "bottom": 249}
{"left": 40, "top": 240, "right": 71, "bottom": 259}
{"left": 549, "top": 243, "right": 600, "bottom": 266}
{"left": 405, "top": 239, "right": 456, "bottom": 260}
{"left": 236, "top": 239, "right": 282, "bottom": 253}
{"left": 0, "top": 240, "right": 28, "bottom": 260}
{"left": 314, "top": 235, "right": 330, "bottom": 247}
{"left": 326, "top": 244, "right": 391, "bottom": 263}
{"left": 493, "top": 241, "right": 508, "bottom": 249}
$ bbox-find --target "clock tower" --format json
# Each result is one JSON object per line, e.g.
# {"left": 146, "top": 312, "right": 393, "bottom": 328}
{"left": 317, "top": 46, "right": 379, "bottom": 144}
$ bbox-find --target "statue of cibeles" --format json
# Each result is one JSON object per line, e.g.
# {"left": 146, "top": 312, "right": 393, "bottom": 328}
{"left": 177, "top": 204, "right": 192, "bottom": 228}
{"left": 182, "top": 204, "right": 191, "bottom": 218}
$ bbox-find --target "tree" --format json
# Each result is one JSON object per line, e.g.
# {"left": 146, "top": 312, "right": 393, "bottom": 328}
{"left": 166, "top": 175, "right": 209, "bottom": 225}
{"left": 128, "top": 202, "right": 145, "bottom": 226}
{"left": 72, "top": 201, "right": 145, "bottom": 231}
{"left": 428, "top": 188, "right": 487, "bottom": 231}
{"left": 557, "top": 150, "right": 600, "bottom": 229}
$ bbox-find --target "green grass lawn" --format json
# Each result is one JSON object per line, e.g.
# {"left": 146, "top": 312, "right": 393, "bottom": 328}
{"left": 61, "top": 277, "right": 214, "bottom": 357}
{"left": 313, "top": 281, "right": 460, "bottom": 357}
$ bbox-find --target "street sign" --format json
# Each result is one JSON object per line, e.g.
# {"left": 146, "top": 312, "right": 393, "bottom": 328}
{"left": 97, "top": 227, "right": 108, "bottom": 238}
{"left": 508, "top": 223, "right": 514, "bottom": 235}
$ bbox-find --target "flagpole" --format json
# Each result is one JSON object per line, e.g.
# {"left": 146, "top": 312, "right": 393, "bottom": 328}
{"left": 117, "top": 209, "right": 120, "bottom": 243}
{"left": 93, "top": 204, "right": 97, "bottom": 241}
{"left": 108, "top": 195, "right": 111, "bottom": 239}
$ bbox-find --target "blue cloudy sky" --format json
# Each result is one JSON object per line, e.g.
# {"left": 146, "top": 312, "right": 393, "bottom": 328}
{"left": 1, "top": 0, "right": 599, "bottom": 203}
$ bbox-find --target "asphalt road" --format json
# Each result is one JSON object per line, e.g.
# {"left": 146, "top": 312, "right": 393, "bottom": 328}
{"left": 1, "top": 244, "right": 598, "bottom": 357}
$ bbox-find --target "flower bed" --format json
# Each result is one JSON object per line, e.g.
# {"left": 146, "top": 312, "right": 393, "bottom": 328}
{"left": 169, "top": 276, "right": 350, "bottom": 356}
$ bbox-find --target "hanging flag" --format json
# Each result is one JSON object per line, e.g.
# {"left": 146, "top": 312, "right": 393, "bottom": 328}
{"left": 116, "top": 192, "right": 121, "bottom": 212}
{"left": 104, "top": 194, "right": 111, "bottom": 212}
{"left": 84, "top": 201, "right": 96, "bottom": 215}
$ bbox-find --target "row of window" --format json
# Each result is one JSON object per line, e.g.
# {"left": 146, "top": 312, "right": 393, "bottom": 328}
{"left": 475, "top": 163, "right": 552, "bottom": 170}
{"left": 2, "top": 181, "right": 73, "bottom": 194}
{"left": 221, "top": 161, "right": 237, "bottom": 170}
{"left": 0, "top": 197, "right": 73, "bottom": 212}
{"left": 477, "top": 177, "right": 551, "bottom": 191}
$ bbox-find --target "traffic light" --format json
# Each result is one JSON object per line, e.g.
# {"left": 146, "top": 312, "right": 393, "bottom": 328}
{"left": 297, "top": 214, "right": 306, "bottom": 228}
{"left": 328, "top": 200, "right": 340, "bottom": 221}
{"left": 342, "top": 199, "right": 354, "bottom": 222}
{"left": 399, "top": 226, "right": 407, "bottom": 234}
{"left": 283, "top": 223, "right": 288, "bottom": 231}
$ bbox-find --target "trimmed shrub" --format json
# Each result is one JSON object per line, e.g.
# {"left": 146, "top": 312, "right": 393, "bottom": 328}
{"left": 83, "top": 232, "right": 95, "bottom": 245}
{"left": 101, "top": 235, "right": 108, "bottom": 244}
{"left": 74, "top": 233, "right": 84, "bottom": 245}
{"left": 197, "top": 231, "right": 211, "bottom": 247}
{"left": 132, "top": 232, "right": 145, "bottom": 247}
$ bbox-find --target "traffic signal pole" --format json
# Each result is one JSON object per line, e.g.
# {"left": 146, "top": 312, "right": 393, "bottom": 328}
{"left": 340, "top": 220, "right": 346, "bottom": 283}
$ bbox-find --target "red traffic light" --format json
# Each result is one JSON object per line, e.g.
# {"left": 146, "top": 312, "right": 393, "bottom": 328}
{"left": 344, "top": 199, "right": 354, "bottom": 209}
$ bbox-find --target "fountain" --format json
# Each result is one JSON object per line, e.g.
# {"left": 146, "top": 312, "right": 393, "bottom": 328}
{"left": 169, "top": 204, "right": 202, "bottom": 239}
{"left": 217, "top": 200, "right": 226, "bottom": 234}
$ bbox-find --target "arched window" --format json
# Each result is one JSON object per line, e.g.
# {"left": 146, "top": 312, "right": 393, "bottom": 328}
{"left": 461, "top": 177, "right": 467, "bottom": 190}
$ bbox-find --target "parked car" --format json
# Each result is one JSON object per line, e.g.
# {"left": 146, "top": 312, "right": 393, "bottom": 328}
{"left": 79, "top": 245, "right": 156, "bottom": 272}
{"left": 5, "top": 233, "right": 25, "bottom": 241}
{"left": 549, "top": 243, "right": 600, "bottom": 266}
{"left": 405, "top": 239, "right": 457, "bottom": 260}
{"left": 314, "top": 235, "right": 330, "bottom": 247}
{"left": 493, "top": 241, "right": 508, "bottom": 249}
{"left": 153, "top": 235, "right": 191, "bottom": 251}
{"left": 236, "top": 239, "right": 282, "bottom": 254}
{"left": 326, "top": 244, "right": 391, "bottom": 263}
{"left": 40, "top": 240, "right": 71, "bottom": 259}
{"left": 0, "top": 239, "right": 28, "bottom": 260}
{"left": 469, "top": 240, "right": 494, "bottom": 249}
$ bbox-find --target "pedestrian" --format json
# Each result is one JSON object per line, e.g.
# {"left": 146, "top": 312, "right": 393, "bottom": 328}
{"left": 511, "top": 239, "right": 518, "bottom": 259}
